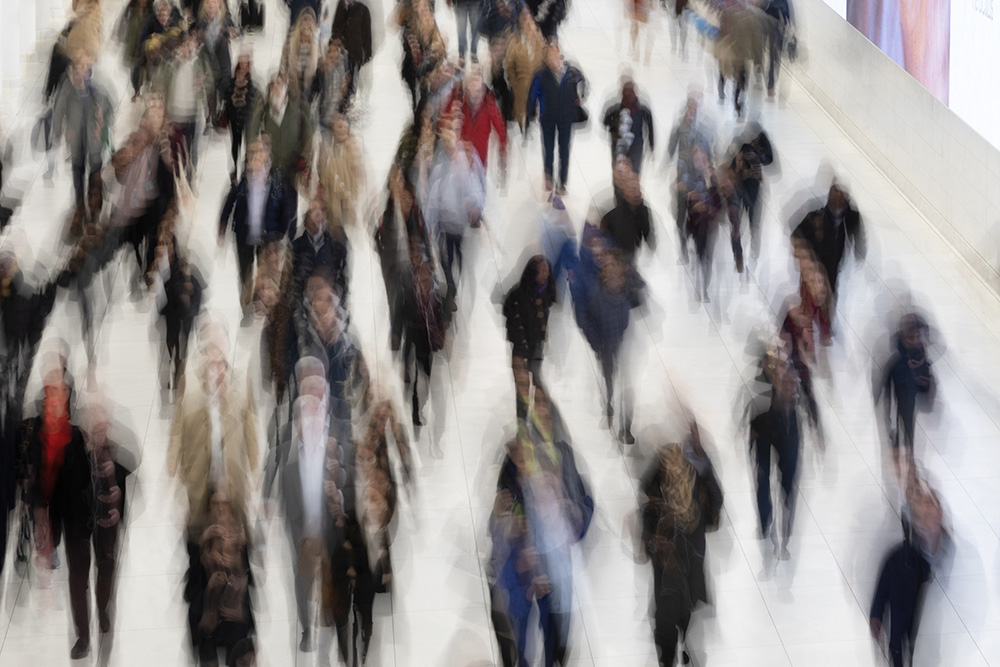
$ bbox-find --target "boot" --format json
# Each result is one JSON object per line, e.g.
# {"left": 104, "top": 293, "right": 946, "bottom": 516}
{"left": 71, "top": 637, "right": 90, "bottom": 660}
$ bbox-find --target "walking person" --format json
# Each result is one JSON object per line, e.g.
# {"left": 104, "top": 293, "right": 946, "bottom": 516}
{"left": 527, "top": 39, "right": 587, "bottom": 195}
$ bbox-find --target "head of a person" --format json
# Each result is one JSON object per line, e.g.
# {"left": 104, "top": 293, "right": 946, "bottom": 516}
{"left": 298, "top": 373, "right": 329, "bottom": 408}
{"left": 144, "top": 91, "right": 166, "bottom": 130}
{"left": 246, "top": 139, "right": 271, "bottom": 176}
{"left": 466, "top": 67, "right": 486, "bottom": 106}
{"left": 507, "top": 437, "right": 528, "bottom": 473}
{"left": 529, "top": 255, "right": 551, "bottom": 288}
{"left": 69, "top": 48, "right": 96, "bottom": 89}
{"left": 199, "top": 320, "right": 230, "bottom": 393}
{"left": 201, "top": 0, "right": 221, "bottom": 20}
{"left": 209, "top": 482, "right": 234, "bottom": 522}
{"left": 828, "top": 184, "right": 848, "bottom": 213}
{"left": 327, "top": 37, "right": 344, "bottom": 63}
{"left": 332, "top": 115, "right": 351, "bottom": 143}
{"left": 310, "top": 279, "right": 343, "bottom": 340}
{"left": 684, "top": 94, "right": 700, "bottom": 122}
{"left": 899, "top": 313, "right": 927, "bottom": 352}
{"left": 692, "top": 145, "right": 710, "bottom": 174}
{"left": 42, "top": 371, "right": 71, "bottom": 428}
{"left": 414, "top": 261, "right": 435, "bottom": 295}
{"left": 295, "top": 8, "right": 317, "bottom": 41}
{"left": 155, "top": 0, "right": 172, "bottom": 27}
{"left": 602, "top": 251, "right": 627, "bottom": 293}
{"left": 545, "top": 39, "right": 563, "bottom": 71}
{"left": 621, "top": 79, "right": 637, "bottom": 107}
{"left": 305, "top": 200, "right": 326, "bottom": 236}
{"left": 295, "top": 355, "right": 327, "bottom": 386}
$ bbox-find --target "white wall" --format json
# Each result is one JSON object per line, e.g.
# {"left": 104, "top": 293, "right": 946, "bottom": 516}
{"left": 789, "top": 0, "right": 1000, "bottom": 292}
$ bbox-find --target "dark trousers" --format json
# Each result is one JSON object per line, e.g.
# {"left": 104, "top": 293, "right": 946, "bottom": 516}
{"left": 441, "top": 231, "right": 464, "bottom": 299}
{"left": 541, "top": 122, "right": 573, "bottom": 187}
{"left": 65, "top": 525, "right": 119, "bottom": 642}
{"left": 767, "top": 23, "right": 785, "bottom": 92}
{"left": 229, "top": 122, "right": 245, "bottom": 179}
{"left": 405, "top": 338, "right": 433, "bottom": 421}
{"left": 887, "top": 604, "right": 919, "bottom": 667}
{"left": 754, "top": 438, "right": 798, "bottom": 541}
{"left": 718, "top": 68, "right": 748, "bottom": 116}
{"left": 539, "top": 595, "right": 570, "bottom": 667}
{"left": 653, "top": 609, "right": 691, "bottom": 667}
{"left": 490, "top": 585, "right": 520, "bottom": 667}
{"left": 71, "top": 160, "right": 103, "bottom": 209}
{"left": 675, "top": 186, "right": 689, "bottom": 261}
{"left": 599, "top": 347, "right": 632, "bottom": 433}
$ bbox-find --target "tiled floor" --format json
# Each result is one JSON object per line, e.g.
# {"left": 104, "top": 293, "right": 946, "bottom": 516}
{"left": 2, "top": 0, "right": 1000, "bottom": 665}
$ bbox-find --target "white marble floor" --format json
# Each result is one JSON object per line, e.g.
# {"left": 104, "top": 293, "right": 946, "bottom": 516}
{"left": 2, "top": 0, "right": 1000, "bottom": 666}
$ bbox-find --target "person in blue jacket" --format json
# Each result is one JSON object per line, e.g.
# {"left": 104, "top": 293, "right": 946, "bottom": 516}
{"left": 527, "top": 39, "right": 587, "bottom": 195}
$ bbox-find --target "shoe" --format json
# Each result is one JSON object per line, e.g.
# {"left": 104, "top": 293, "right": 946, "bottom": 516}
{"left": 99, "top": 610, "right": 111, "bottom": 633}
{"left": 682, "top": 649, "right": 691, "bottom": 664}
{"left": 471, "top": 54, "right": 479, "bottom": 64}
{"left": 735, "top": 257, "right": 744, "bottom": 273}
{"left": 605, "top": 402, "right": 614, "bottom": 429}
{"left": 70, "top": 638, "right": 90, "bottom": 660}
{"left": 623, "top": 428, "right": 635, "bottom": 445}
{"left": 556, "top": 186, "right": 567, "bottom": 196}
{"left": 300, "top": 630, "right": 314, "bottom": 652}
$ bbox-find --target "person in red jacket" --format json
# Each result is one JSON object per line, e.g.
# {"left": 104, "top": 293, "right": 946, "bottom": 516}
{"left": 446, "top": 66, "right": 508, "bottom": 182}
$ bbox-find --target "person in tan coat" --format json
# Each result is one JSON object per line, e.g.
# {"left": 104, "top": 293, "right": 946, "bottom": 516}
{"left": 505, "top": 8, "right": 546, "bottom": 132}
{"left": 714, "top": 0, "right": 770, "bottom": 118}
{"left": 169, "top": 321, "right": 261, "bottom": 541}
{"left": 319, "top": 115, "right": 366, "bottom": 231}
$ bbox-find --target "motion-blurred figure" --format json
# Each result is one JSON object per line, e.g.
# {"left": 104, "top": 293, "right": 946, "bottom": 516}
{"left": 666, "top": 93, "right": 713, "bottom": 264}
{"left": 748, "top": 338, "right": 802, "bottom": 559}
{"left": 602, "top": 79, "right": 655, "bottom": 174}
{"left": 870, "top": 480, "right": 947, "bottom": 667}
{"left": 639, "top": 422, "right": 723, "bottom": 667}
{"left": 875, "top": 312, "right": 936, "bottom": 477}
{"left": 528, "top": 40, "right": 587, "bottom": 195}
{"left": 503, "top": 255, "right": 557, "bottom": 419}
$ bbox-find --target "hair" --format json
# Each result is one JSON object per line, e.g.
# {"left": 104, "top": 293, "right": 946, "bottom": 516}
{"left": 659, "top": 443, "right": 701, "bottom": 533}
{"left": 295, "top": 356, "right": 328, "bottom": 384}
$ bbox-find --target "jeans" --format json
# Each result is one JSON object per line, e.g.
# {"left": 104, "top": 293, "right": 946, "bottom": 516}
{"left": 455, "top": 1, "right": 483, "bottom": 58}
{"left": 754, "top": 435, "right": 798, "bottom": 542}
{"left": 541, "top": 122, "right": 573, "bottom": 188}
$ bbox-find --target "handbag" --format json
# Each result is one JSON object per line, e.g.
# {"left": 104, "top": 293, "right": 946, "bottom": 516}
{"left": 575, "top": 104, "right": 589, "bottom": 125}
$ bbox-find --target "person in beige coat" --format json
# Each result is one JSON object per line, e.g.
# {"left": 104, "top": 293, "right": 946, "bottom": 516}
{"left": 319, "top": 115, "right": 366, "bottom": 231}
{"left": 169, "top": 322, "right": 261, "bottom": 541}
{"left": 714, "top": 0, "right": 771, "bottom": 118}
{"left": 504, "top": 8, "right": 546, "bottom": 132}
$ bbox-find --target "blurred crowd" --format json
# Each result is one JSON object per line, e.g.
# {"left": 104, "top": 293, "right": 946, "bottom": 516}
{"left": 0, "top": 0, "right": 955, "bottom": 666}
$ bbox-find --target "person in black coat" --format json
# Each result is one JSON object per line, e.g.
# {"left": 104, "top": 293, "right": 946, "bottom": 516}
{"left": 748, "top": 344, "right": 801, "bottom": 559}
{"left": 219, "top": 139, "right": 298, "bottom": 312}
{"left": 791, "top": 183, "right": 865, "bottom": 299}
{"left": 286, "top": 0, "right": 322, "bottom": 24}
{"left": 154, "top": 230, "right": 204, "bottom": 390}
{"left": 870, "top": 486, "right": 944, "bottom": 667}
{"left": 640, "top": 423, "right": 722, "bottom": 667}
{"left": 527, "top": 40, "right": 586, "bottom": 194}
{"left": 292, "top": 200, "right": 349, "bottom": 303}
{"left": 19, "top": 370, "right": 96, "bottom": 659}
{"left": 602, "top": 79, "right": 654, "bottom": 174}
{"left": 600, "top": 165, "right": 655, "bottom": 266}
{"left": 728, "top": 126, "right": 772, "bottom": 269}
{"left": 395, "top": 256, "right": 451, "bottom": 426}
{"left": 875, "top": 313, "right": 935, "bottom": 474}
{"left": 221, "top": 54, "right": 260, "bottom": 184}
{"left": 503, "top": 255, "right": 556, "bottom": 419}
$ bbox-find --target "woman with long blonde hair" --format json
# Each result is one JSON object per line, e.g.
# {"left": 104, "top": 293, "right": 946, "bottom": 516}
{"left": 640, "top": 423, "right": 722, "bottom": 667}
